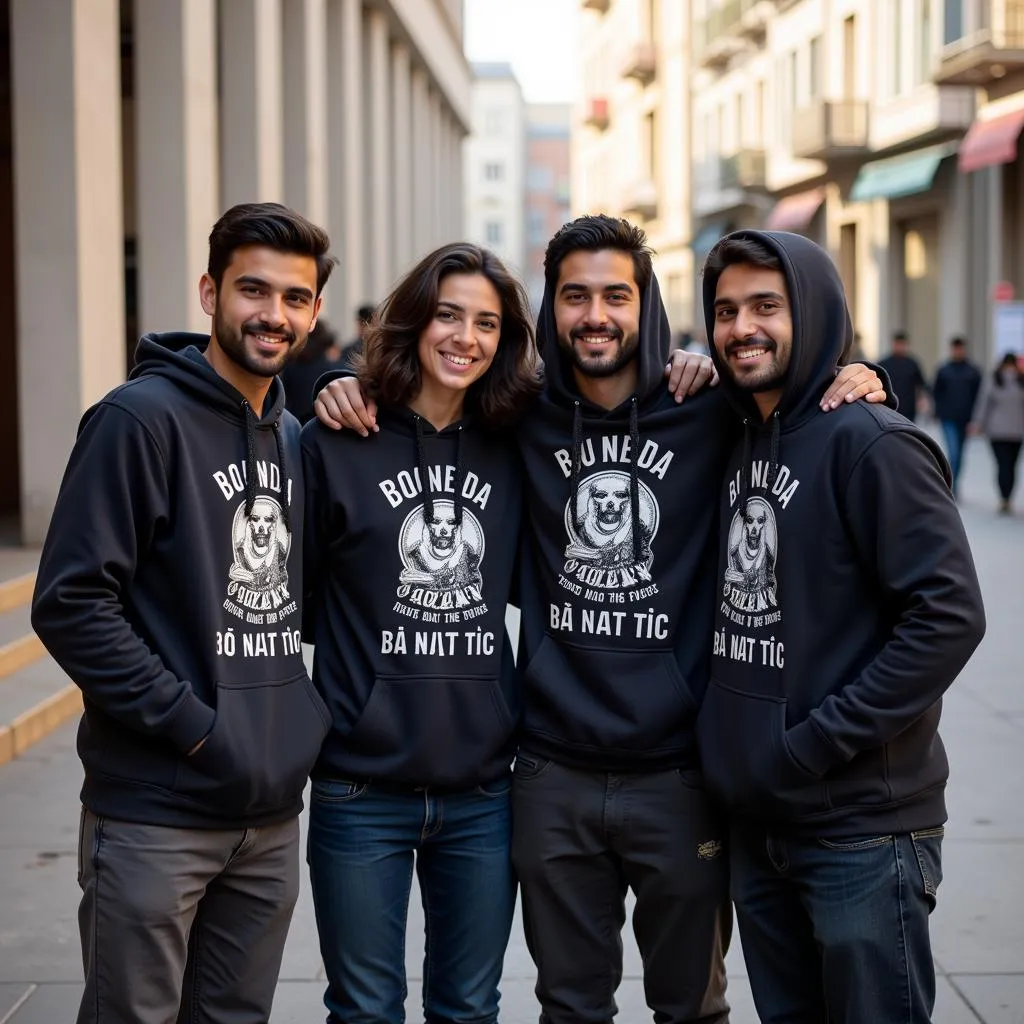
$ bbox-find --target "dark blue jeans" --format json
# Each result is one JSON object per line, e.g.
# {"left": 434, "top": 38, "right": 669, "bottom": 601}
{"left": 941, "top": 420, "right": 968, "bottom": 491}
{"left": 307, "top": 776, "right": 516, "bottom": 1024}
{"left": 730, "top": 823, "right": 944, "bottom": 1024}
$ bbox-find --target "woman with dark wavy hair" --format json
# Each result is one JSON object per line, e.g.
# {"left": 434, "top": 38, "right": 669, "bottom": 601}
{"left": 300, "top": 242, "right": 537, "bottom": 1024}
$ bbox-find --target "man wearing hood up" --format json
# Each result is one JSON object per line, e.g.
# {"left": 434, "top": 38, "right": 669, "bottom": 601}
{"left": 699, "top": 230, "right": 986, "bottom": 1023}
{"left": 314, "top": 214, "right": 888, "bottom": 1024}
{"left": 31, "top": 202, "right": 336, "bottom": 1024}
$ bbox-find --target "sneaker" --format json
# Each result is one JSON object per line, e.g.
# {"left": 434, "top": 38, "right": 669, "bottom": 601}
{"left": 998, "top": 499, "right": 1011, "bottom": 515}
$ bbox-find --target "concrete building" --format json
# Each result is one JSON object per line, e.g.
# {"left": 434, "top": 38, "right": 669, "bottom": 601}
{"left": 0, "top": 0, "right": 471, "bottom": 546}
{"left": 463, "top": 63, "right": 527, "bottom": 276}
{"left": 574, "top": 0, "right": 697, "bottom": 339}
{"left": 689, "top": 0, "right": 997, "bottom": 372}
{"left": 524, "top": 103, "right": 572, "bottom": 311}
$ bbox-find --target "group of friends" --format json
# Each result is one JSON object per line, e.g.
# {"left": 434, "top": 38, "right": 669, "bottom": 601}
{"left": 31, "top": 201, "right": 986, "bottom": 1024}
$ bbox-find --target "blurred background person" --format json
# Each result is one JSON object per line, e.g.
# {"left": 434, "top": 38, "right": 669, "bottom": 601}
{"left": 933, "top": 336, "right": 982, "bottom": 498}
{"left": 971, "top": 352, "right": 1024, "bottom": 514}
{"left": 281, "top": 320, "right": 341, "bottom": 425}
{"left": 879, "top": 329, "right": 929, "bottom": 423}
{"left": 339, "top": 303, "right": 376, "bottom": 371}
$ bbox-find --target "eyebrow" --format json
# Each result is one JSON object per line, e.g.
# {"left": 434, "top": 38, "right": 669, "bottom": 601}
{"left": 714, "top": 289, "right": 785, "bottom": 308}
{"left": 558, "top": 281, "right": 635, "bottom": 295}
{"left": 438, "top": 299, "right": 501, "bottom": 321}
{"left": 235, "top": 275, "right": 314, "bottom": 301}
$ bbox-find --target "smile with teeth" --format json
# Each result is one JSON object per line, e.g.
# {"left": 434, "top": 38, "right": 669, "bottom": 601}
{"left": 732, "top": 345, "right": 771, "bottom": 361}
{"left": 441, "top": 352, "right": 474, "bottom": 367}
{"left": 251, "top": 333, "right": 288, "bottom": 345}
{"left": 578, "top": 335, "right": 616, "bottom": 345}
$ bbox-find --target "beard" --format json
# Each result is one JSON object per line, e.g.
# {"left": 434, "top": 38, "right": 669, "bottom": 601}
{"left": 559, "top": 326, "right": 640, "bottom": 379}
{"left": 723, "top": 337, "right": 789, "bottom": 393}
{"left": 213, "top": 307, "right": 307, "bottom": 378}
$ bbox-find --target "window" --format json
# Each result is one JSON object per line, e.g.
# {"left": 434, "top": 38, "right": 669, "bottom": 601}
{"left": 527, "top": 166, "right": 554, "bottom": 191}
{"left": 644, "top": 110, "right": 658, "bottom": 179}
{"left": 485, "top": 221, "right": 504, "bottom": 245}
{"left": 483, "top": 162, "right": 505, "bottom": 182}
{"left": 919, "top": 0, "right": 932, "bottom": 83}
{"left": 484, "top": 109, "right": 505, "bottom": 135}
{"left": 527, "top": 210, "right": 546, "bottom": 245}
{"left": 843, "top": 16, "right": 857, "bottom": 98}
{"left": 943, "top": 0, "right": 963, "bottom": 45}
{"left": 809, "top": 36, "right": 822, "bottom": 99}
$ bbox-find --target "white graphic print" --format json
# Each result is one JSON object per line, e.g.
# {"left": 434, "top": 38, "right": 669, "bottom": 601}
{"left": 563, "top": 471, "right": 659, "bottom": 575}
{"left": 398, "top": 500, "right": 485, "bottom": 593}
{"left": 229, "top": 496, "right": 291, "bottom": 592}
{"left": 723, "top": 497, "right": 778, "bottom": 612}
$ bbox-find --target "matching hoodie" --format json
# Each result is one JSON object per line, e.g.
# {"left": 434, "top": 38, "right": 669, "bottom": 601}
{"left": 698, "top": 230, "right": 986, "bottom": 836}
{"left": 301, "top": 409, "right": 521, "bottom": 788}
{"left": 515, "top": 274, "right": 737, "bottom": 771}
{"left": 31, "top": 333, "right": 330, "bottom": 829}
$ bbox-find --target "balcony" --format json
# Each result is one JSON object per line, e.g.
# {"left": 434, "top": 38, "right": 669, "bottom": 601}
{"left": 583, "top": 97, "right": 610, "bottom": 131}
{"left": 694, "top": 0, "right": 748, "bottom": 69}
{"left": 581, "top": 0, "right": 610, "bottom": 11}
{"left": 720, "top": 148, "right": 767, "bottom": 189}
{"left": 870, "top": 84, "right": 975, "bottom": 152}
{"left": 792, "top": 100, "right": 869, "bottom": 160}
{"left": 935, "top": 0, "right": 1024, "bottom": 85}
{"left": 622, "top": 41, "right": 657, "bottom": 85}
{"left": 622, "top": 179, "right": 659, "bottom": 221}
{"left": 737, "top": 0, "right": 774, "bottom": 40}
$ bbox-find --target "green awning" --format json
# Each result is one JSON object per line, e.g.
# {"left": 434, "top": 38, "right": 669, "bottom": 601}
{"left": 850, "top": 142, "right": 959, "bottom": 202}
{"left": 690, "top": 221, "right": 730, "bottom": 254}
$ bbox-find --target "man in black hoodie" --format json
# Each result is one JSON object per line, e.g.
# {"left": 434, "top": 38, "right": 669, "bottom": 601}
{"left": 699, "top": 230, "right": 986, "bottom": 1023}
{"left": 31, "top": 203, "right": 336, "bottom": 1024}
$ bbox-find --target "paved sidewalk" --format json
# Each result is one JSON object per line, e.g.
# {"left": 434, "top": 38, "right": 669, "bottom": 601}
{"left": 1, "top": 435, "right": 1022, "bottom": 1023}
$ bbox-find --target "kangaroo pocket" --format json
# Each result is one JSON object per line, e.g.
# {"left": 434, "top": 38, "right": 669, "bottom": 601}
{"left": 341, "top": 674, "right": 515, "bottom": 787}
{"left": 175, "top": 673, "right": 330, "bottom": 814}
{"left": 522, "top": 635, "right": 696, "bottom": 756}
{"left": 697, "top": 678, "right": 825, "bottom": 818}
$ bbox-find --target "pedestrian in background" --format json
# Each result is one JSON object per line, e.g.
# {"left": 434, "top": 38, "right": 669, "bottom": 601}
{"left": 339, "top": 302, "right": 376, "bottom": 370}
{"left": 933, "top": 336, "right": 982, "bottom": 497}
{"left": 879, "top": 328, "right": 929, "bottom": 422}
{"left": 281, "top": 319, "right": 341, "bottom": 424}
{"left": 971, "top": 351, "right": 1024, "bottom": 514}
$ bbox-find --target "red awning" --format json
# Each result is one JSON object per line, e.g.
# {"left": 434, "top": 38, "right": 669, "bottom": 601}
{"left": 763, "top": 188, "right": 825, "bottom": 232}
{"left": 958, "top": 108, "right": 1024, "bottom": 174}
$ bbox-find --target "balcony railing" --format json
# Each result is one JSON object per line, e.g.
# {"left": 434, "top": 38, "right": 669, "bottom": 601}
{"left": 622, "top": 41, "right": 657, "bottom": 85}
{"left": 935, "top": 0, "right": 1024, "bottom": 84}
{"left": 694, "top": 0, "right": 747, "bottom": 69}
{"left": 623, "top": 179, "right": 659, "bottom": 221}
{"left": 719, "top": 148, "right": 767, "bottom": 189}
{"left": 581, "top": 0, "right": 610, "bottom": 12}
{"left": 583, "top": 98, "right": 610, "bottom": 131}
{"left": 792, "top": 99, "right": 869, "bottom": 160}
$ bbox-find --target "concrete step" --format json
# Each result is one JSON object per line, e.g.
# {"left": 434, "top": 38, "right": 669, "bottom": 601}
{"left": 0, "top": 654, "right": 81, "bottom": 767}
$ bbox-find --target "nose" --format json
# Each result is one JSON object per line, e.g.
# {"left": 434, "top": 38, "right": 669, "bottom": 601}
{"left": 732, "top": 307, "right": 760, "bottom": 339}
{"left": 582, "top": 296, "right": 608, "bottom": 327}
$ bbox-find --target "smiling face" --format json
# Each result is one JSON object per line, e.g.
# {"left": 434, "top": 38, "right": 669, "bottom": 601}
{"left": 415, "top": 272, "right": 501, "bottom": 409}
{"left": 713, "top": 263, "right": 793, "bottom": 418}
{"left": 554, "top": 250, "right": 641, "bottom": 380}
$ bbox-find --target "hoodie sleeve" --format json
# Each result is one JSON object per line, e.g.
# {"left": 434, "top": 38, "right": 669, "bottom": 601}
{"left": 300, "top": 426, "right": 330, "bottom": 642}
{"left": 785, "top": 427, "right": 986, "bottom": 776}
{"left": 30, "top": 402, "right": 216, "bottom": 752}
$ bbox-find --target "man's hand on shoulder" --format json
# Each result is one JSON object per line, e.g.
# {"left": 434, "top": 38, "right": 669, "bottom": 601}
{"left": 820, "top": 363, "right": 887, "bottom": 412}
{"left": 664, "top": 349, "right": 719, "bottom": 403}
{"left": 314, "top": 377, "right": 379, "bottom": 436}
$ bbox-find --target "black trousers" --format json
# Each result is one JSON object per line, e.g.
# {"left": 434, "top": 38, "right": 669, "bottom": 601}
{"left": 511, "top": 753, "right": 731, "bottom": 1024}
{"left": 991, "top": 439, "right": 1022, "bottom": 501}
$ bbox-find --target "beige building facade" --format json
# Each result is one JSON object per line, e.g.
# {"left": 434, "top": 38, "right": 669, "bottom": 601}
{"left": 0, "top": 0, "right": 470, "bottom": 545}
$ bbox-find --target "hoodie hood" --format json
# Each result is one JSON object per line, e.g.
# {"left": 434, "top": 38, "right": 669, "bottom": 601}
{"left": 537, "top": 265, "right": 673, "bottom": 411}
{"left": 131, "top": 331, "right": 293, "bottom": 528}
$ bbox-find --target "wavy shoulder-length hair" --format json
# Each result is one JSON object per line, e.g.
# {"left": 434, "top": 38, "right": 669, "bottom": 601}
{"left": 356, "top": 243, "right": 541, "bottom": 428}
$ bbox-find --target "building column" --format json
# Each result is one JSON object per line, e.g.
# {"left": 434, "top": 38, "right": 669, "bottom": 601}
{"left": 282, "top": 0, "right": 328, "bottom": 225}
{"left": 11, "top": 0, "right": 125, "bottom": 543}
{"left": 327, "top": 0, "right": 365, "bottom": 323}
{"left": 134, "top": 0, "right": 219, "bottom": 336}
{"left": 367, "top": 9, "right": 392, "bottom": 298}
{"left": 431, "top": 91, "right": 444, "bottom": 246}
{"left": 219, "top": 0, "right": 284, "bottom": 208}
{"left": 411, "top": 68, "right": 431, "bottom": 259}
{"left": 391, "top": 41, "right": 414, "bottom": 275}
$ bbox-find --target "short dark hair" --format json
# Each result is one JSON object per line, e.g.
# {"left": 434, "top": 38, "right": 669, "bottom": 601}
{"left": 357, "top": 242, "right": 541, "bottom": 428}
{"left": 207, "top": 202, "right": 337, "bottom": 296}
{"left": 950, "top": 336, "right": 967, "bottom": 348}
{"left": 893, "top": 329, "right": 909, "bottom": 342}
{"left": 702, "top": 235, "right": 782, "bottom": 278}
{"left": 544, "top": 214, "right": 654, "bottom": 292}
{"left": 357, "top": 304, "right": 376, "bottom": 323}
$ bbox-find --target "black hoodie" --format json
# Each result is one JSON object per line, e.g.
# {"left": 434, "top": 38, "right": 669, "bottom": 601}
{"left": 31, "top": 333, "right": 330, "bottom": 828}
{"left": 301, "top": 408, "right": 522, "bottom": 788}
{"left": 515, "top": 274, "right": 737, "bottom": 771}
{"left": 698, "top": 230, "right": 986, "bottom": 835}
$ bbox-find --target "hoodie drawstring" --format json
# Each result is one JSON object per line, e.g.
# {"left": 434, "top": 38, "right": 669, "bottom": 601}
{"left": 570, "top": 401, "right": 583, "bottom": 536}
{"left": 242, "top": 400, "right": 292, "bottom": 531}
{"left": 740, "top": 411, "right": 782, "bottom": 515}
{"left": 628, "top": 397, "right": 642, "bottom": 565}
{"left": 272, "top": 421, "right": 292, "bottom": 531}
{"left": 767, "top": 410, "right": 781, "bottom": 493}
{"left": 415, "top": 416, "right": 464, "bottom": 525}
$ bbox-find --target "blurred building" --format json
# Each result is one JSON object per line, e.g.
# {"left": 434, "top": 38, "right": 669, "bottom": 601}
{"left": 574, "top": 0, "right": 697, "bottom": 339}
{"left": 524, "top": 104, "right": 572, "bottom": 311}
{"left": 464, "top": 63, "right": 526, "bottom": 275}
{"left": 0, "top": 0, "right": 471, "bottom": 545}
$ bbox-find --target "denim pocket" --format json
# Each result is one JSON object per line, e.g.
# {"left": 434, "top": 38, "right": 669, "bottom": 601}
{"left": 476, "top": 774, "right": 512, "bottom": 798}
{"left": 310, "top": 777, "right": 369, "bottom": 803}
{"left": 513, "top": 752, "right": 552, "bottom": 781}
{"left": 910, "top": 827, "right": 944, "bottom": 908}
{"left": 817, "top": 833, "right": 893, "bottom": 851}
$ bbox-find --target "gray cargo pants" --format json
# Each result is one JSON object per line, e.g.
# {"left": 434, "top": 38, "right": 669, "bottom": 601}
{"left": 76, "top": 808, "right": 300, "bottom": 1024}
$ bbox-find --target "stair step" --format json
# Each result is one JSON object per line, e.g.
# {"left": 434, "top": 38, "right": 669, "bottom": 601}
{"left": 0, "top": 654, "right": 81, "bottom": 766}
{"left": 0, "top": 571, "right": 35, "bottom": 613}
{"left": 0, "top": 600, "right": 33, "bottom": 648}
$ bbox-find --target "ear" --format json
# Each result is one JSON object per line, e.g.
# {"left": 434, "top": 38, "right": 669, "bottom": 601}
{"left": 310, "top": 294, "right": 324, "bottom": 333}
{"left": 199, "top": 273, "right": 218, "bottom": 317}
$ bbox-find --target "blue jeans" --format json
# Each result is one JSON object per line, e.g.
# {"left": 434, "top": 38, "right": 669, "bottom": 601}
{"left": 730, "top": 823, "right": 944, "bottom": 1024}
{"left": 941, "top": 420, "right": 968, "bottom": 491}
{"left": 307, "top": 776, "right": 516, "bottom": 1024}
